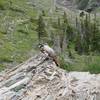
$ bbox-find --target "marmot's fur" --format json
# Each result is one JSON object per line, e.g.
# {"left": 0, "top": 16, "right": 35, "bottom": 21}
{"left": 39, "top": 44, "right": 59, "bottom": 66}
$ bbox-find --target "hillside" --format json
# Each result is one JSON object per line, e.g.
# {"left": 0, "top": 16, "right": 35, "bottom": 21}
{"left": 0, "top": 0, "right": 39, "bottom": 69}
{"left": 0, "top": 0, "right": 61, "bottom": 69}
{"left": 0, "top": 0, "right": 100, "bottom": 73}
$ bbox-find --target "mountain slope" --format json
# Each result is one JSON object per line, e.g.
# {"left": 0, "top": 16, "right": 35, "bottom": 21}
{"left": 0, "top": 0, "right": 100, "bottom": 73}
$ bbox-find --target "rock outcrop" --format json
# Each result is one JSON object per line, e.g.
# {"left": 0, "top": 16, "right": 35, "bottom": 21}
{"left": 0, "top": 53, "right": 100, "bottom": 100}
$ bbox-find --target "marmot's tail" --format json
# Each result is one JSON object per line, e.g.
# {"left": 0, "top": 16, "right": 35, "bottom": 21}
{"left": 53, "top": 56, "right": 59, "bottom": 66}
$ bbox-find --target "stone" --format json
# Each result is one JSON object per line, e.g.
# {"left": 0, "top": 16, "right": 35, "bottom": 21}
{"left": 0, "top": 53, "right": 100, "bottom": 100}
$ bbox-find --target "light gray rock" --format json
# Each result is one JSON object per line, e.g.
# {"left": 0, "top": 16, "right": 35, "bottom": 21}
{"left": 45, "top": 95, "right": 55, "bottom": 100}
{"left": 0, "top": 53, "right": 100, "bottom": 100}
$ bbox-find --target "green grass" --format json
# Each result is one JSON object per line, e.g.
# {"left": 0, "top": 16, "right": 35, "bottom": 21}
{"left": 60, "top": 51, "right": 100, "bottom": 74}
{"left": 0, "top": 64, "right": 6, "bottom": 71}
{"left": 84, "top": 56, "right": 100, "bottom": 74}
{"left": 0, "top": 31, "right": 38, "bottom": 70}
{"left": 0, "top": 0, "right": 39, "bottom": 71}
{"left": 0, "top": 24, "right": 38, "bottom": 71}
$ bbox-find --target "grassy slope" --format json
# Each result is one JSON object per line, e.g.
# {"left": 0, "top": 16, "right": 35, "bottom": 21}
{"left": 0, "top": 0, "right": 55, "bottom": 69}
{"left": 70, "top": 54, "right": 100, "bottom": 74}
{"left": 0, "top": 0, "right": 39, "bottom": 69}
{"left": 0, "top": 0, "right": 100, "bottom": 73}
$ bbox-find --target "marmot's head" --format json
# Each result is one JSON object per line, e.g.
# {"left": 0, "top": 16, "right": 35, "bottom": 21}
{"left": 38, "top": 43, "right": 48, "bottom": 49}
{"left": 38, "top": 43, "right": 44, "bottom": 49}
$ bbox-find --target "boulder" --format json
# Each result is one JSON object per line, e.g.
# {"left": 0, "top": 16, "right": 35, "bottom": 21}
{"left": 0, "top": 53, "right": 100, "bottom": 100}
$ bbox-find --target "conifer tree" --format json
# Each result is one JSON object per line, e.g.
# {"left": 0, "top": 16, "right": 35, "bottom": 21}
{"left": 62, "top": 12, "right": 74, "bottom": 55}
{"left": 64, "top": 12, "right": 74, "bottom": 45}
{"left": 62, "top": 12, "right": 69, "bottom": 43}
{"left": 57, "top": 17, "right": 64, "bottom": 53}
{"left": 36, "top": 14, "right": 46, "bottom": 42}
{"left": 75, "top": 33, "right": 83, "bottom": 54}
{"left": 91, "top": 14, "right": 100, "bottom": 52}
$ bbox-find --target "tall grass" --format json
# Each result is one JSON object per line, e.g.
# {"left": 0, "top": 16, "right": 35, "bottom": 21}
{"left": 59, "top": 52, "right": 100, "bottom": 74}
{"left": 84, "top": 56, "right": 100, "bottom": 74}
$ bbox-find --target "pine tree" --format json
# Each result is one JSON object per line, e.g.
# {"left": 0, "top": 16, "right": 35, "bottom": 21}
{"left": 91, "top": 14, "right": 100, "bottom": 52}
{"left": 75, "top": 14, "right": 90, "bottom": 54}
{"left": 42, "top": 10, "right": 45, "bottom": 16}
{"left": 62, "top": 12, "right": 69, "bottom": 43}
{"left": 81, "top": 14, "right": 91, "bottom": 54}
{"left": 62, "top": 12, "right": 74, "bottom": 55}
{"left": 63, "top": 12, "right": 68, "bottom": 24}
{"left": 83, "top": 14, "right": 89, "bottom": 53}
{"left": 60, "top": 12, "right": 68, "bottom": 52}
{"left": 63, "top": 12, "right": 74, "bottom": 45}
{"left": 75, "top": 32, "right": 83, "bottom": 54}
{"left": 56, "top": 17, "right": 65, "bottom": 53}
{"left": 36, "top": 14, "right": 47, "bottom": 42}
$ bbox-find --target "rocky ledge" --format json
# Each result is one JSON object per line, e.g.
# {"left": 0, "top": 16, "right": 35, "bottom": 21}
{"left": 0, "top": 53, "right": 100, "bottom": 100}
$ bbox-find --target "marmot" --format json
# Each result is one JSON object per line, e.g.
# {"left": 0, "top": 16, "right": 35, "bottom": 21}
{"left": 39, "top": 43, "right": 59, "bottom": 66}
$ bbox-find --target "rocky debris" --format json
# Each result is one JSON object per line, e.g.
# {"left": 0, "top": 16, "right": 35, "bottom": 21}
{"left": 56, "top": 0, "right": 100, "bottom": 11}
{"left": 56, "top": 0, "right": 74, "bottom": 9}
{"left": 0, "top": 53, "right": 100, "bottom": 100}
